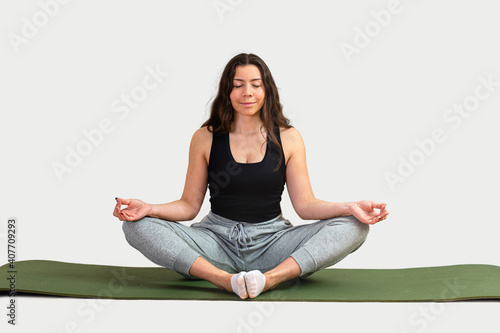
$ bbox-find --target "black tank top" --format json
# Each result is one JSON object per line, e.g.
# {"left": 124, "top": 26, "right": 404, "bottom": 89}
{"left": 207, "top": 126, "right": 286, "bottom": 223}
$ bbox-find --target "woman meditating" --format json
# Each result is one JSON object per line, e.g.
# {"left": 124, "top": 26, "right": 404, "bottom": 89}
{"left": 113, "top": 53, "right": 389, "bottom": 299}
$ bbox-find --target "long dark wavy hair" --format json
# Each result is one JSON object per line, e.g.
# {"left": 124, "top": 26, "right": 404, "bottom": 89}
{"left": 202, "top": 53, "right": 292, "bottom": 170}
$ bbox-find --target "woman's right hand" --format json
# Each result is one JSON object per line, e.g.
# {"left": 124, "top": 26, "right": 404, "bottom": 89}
{"left": 113, "top": 197, "right": 152, "bottom": 222}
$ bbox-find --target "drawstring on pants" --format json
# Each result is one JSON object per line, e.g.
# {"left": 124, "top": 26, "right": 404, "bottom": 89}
{"left": 229, "top": 222, "right": 252, "bottom": 257}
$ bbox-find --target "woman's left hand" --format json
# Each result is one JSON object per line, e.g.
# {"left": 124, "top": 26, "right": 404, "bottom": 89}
{"left": 348, "top": 201, "right": 389, "bottom": 224}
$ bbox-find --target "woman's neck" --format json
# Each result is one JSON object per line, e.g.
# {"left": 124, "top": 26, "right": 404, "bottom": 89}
{"left": 231, "top": 113, "right": 263, "bottom": 135}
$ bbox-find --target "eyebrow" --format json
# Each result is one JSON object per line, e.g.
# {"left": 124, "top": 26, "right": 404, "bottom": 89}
{"left": 233, "top": 78, "right": 262, "bottom": 82}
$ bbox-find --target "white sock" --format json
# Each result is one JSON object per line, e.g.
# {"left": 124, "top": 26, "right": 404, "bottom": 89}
{"left": 244, "top": 270, "right": 266, "bottom": 298}
{"left": 231, "top": 271, "right": 248, "bottom": 299}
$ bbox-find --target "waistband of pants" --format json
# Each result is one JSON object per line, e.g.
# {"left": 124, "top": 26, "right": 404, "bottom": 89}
{"left": 207, "top": 210, "right": 285, "bottom": 228}
{"left": 206, "top": 211, "right": 287, "bottom": 257}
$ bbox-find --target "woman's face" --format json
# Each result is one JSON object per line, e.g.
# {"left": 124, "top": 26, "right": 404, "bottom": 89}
{"left": 230, "top": 64, "right": 265, "bottom": 119}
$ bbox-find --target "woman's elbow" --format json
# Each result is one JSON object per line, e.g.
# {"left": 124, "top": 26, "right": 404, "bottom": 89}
{"left": 293, "top": 202, "right": 312, "bottom": 220}
{"left": 175, "top": 198, "right": 201, "bottom": 221}
{"left": 185, "top": 203, "right": 201, "bottom": 221}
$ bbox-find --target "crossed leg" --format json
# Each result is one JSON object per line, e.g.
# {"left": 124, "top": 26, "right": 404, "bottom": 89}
{"left": 123, "top": 215, "right": 368, "bottom": 299}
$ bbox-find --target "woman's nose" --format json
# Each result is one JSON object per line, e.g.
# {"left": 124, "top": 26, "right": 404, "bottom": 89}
{"left": 243, "top": 85, "right": 253, "bottom": 96}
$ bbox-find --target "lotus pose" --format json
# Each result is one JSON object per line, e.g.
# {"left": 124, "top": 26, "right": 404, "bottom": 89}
{"left": 113, "top": 53, "right": 389, "bottom": 299}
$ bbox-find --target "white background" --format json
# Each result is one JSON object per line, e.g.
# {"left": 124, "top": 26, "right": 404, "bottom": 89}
{"left": 1, "top": 0, "right": 499, "bottom": 332}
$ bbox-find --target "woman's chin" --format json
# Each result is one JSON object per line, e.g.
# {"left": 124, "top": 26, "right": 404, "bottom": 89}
{"left": 234, "top": 109, "right": 261, "bottom": 118}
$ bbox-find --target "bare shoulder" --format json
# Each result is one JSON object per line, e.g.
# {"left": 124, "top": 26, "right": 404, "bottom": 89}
{"left": 192, "top": 126, "right": 212, "bottom": 142}
{"left": 280, "top": 126, "right": 304, "bottom": 148}
{"left": 191, "top": 126, "right": 213, "bottom": 164}
{"left": 279, "top": 126, "right": 305, "bottom": 164}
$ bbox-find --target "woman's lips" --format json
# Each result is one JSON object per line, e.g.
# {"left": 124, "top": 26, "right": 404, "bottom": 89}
{"left": 241, "top": 102, "right": 256, "bottom": 107}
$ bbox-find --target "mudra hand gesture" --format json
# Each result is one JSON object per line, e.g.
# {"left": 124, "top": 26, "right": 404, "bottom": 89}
{"left": 348, "top": 201, "right": 389, "bottom": 224}
{"left": 113, "top": 198, "right": 152, "bottom": 222}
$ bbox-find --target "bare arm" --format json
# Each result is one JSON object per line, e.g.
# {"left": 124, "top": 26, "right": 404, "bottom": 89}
{"left": 114, "top": 127, "right": 211, "bottom": 222}
{"left": 282, "top": 127, "right": 388, "bottom": 224}
{"left": 147, "top": 127, "right": 211, "bottom": 221}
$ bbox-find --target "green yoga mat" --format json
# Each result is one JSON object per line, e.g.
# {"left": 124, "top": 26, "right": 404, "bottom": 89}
{"left": 1, "top": 260, "right": 499, "bottom": 302}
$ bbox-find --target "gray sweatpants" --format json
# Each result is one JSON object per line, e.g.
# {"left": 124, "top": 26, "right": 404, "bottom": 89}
{"left": 122, "top": 211, "right": 369, "bottom": 279}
